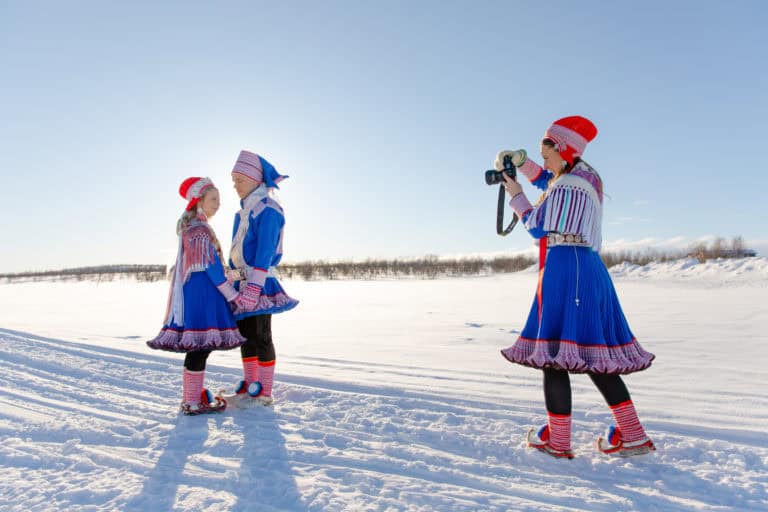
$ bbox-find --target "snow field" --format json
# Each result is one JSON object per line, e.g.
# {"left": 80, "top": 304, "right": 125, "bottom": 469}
{"left": 0, "top": 259, "right": 766, "bottom": 511}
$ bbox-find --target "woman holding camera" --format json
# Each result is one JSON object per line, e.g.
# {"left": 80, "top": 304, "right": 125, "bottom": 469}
{"left": 497, "top": 116, "right": 655, "bottom": 459}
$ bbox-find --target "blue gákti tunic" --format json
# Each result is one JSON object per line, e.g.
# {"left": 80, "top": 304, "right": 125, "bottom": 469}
{"left": 229, "top": 186, "right": 299, "bottom": 320}
{"left": 147, "top": 221, "right": 245, "bottom": 352}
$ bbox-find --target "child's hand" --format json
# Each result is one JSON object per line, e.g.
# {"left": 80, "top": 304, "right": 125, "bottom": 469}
{"left": 234, "top": 283, "right": 261, "bottom": 312}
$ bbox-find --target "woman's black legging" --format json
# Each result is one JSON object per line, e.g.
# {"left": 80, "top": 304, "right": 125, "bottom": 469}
{"left": 543, "top": 367, "right": 631, "bottom": 415}
{"left": 184, "top": 350, "right": 211, "bottom": 372}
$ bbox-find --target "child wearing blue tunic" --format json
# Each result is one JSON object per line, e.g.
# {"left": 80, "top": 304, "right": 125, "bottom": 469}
{"left": 497, "top": 116, "right": 655, "bottom": 458}
{"left": 223, "top": 151, "right": 299, "bottom": 406}
{"left": 147, "top": 177, "right": 245, "bottom": 415}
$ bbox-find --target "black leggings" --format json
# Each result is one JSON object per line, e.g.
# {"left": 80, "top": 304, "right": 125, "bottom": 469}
{"left": 237, "top": 314, "right": 275, "bottom": 361}
{"left": 184, "top": 350, "right": 211, "bottom": 372}
{"left": 543, "top": 367, "right": 631, "bottom": 415}
{"left": 182, "top": 315, "right": 274, "bottom": 371}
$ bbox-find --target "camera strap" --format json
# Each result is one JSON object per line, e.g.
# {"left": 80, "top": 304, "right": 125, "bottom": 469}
{"left": 496, "top": 184, "right": 519, "bottom": 236}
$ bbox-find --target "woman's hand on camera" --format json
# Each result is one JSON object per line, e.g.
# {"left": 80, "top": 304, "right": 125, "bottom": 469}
{"left": 494, "top": 149, "right": 527, "bottom": 171}
{"left": 502, "top": 172, "right": 523, "bottom": 197}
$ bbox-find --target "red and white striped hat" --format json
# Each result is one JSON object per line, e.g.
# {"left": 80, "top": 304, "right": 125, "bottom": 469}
{"left": 543, "top": 116, "right": 598, "bottom": 164}
{"left": 178, "top": 177, "right": 214, "bottom": 211}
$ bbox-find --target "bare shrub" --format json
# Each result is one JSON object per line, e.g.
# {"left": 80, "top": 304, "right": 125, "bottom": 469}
{"left": 684, "top": 236, "right": 756, "bottom": 262}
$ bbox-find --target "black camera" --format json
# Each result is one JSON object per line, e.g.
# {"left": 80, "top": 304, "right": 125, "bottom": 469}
{"left": 485, "top": 154, "right": 519, "bottom": 236}
{"left": 484, "top": 155, "right": 517, "bottom": 185}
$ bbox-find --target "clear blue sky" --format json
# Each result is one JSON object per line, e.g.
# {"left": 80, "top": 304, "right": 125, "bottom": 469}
{"left": 2, "top": 1, "right": 767, "bottom": 272}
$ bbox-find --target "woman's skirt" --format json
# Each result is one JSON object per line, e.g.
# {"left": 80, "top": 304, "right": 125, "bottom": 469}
{"left": 147, "top": 273, "right": 246, "bottom": 353}
{"left": 501, "top": 246, "right": 654, "bottom": 374}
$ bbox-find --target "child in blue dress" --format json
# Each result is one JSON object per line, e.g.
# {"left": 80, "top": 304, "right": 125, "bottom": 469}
{"left": 224, "top": 151, "right": 299, "bottom": 406}
{"left": 147, "top": 177, "right": 245, "bottom": 415}
{"left": 497, "top": 116, "right": 656, "bottom": 458}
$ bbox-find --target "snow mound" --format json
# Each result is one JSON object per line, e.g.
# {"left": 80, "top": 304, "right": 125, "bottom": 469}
{"left": 609, "top": 257, "right": 768, "bottom": 283}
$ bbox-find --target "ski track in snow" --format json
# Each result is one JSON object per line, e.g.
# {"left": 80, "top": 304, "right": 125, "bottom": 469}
{"left": 1, "top": 327, "right": 766, "bottom": 512}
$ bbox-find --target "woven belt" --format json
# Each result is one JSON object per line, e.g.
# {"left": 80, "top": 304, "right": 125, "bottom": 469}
{"left": 547, "top": 233, "right": 591, "bottom": 247}
{"left": 228, "top": 268, "right": 248, "bottom": 281}
{"left": 228, "top": 266, "right": 277, "bottom": 281}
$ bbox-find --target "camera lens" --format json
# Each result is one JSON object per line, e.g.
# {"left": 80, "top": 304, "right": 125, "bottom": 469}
{"left": 485, "top": 170, "right": 500, "bottom": 185}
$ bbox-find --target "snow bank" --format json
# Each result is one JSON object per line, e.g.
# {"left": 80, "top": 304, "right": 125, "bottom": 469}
{"left": 609, "top": 256, "right": 768, "bottom": 283}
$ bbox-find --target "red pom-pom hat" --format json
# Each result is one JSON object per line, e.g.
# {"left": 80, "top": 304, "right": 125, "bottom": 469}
{"left": 178, "top": 177, "right": 214, "bottom": 211}
{"left": 543, "top": 116, "right": 598, "bottom": 165}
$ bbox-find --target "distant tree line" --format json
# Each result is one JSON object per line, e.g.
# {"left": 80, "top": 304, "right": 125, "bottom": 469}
{"left": 283, "top": 237, "right": 755, "bottom": 280}
{"left": 278, "top": 255, "right": 537, "bottom": 281}
{"left": 0, "top": 264, "right": 167, "bottom": 284}
{"left": 601, "top": 236, "right": 756, "bottom": 268}
{"left": 0, "top": 237, "right": 756, "bottom": 284}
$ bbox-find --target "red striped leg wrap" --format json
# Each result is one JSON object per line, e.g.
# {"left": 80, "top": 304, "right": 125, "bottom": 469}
{"left": 547, "top": 412, "right": 572, "bottom": 451}
{"left": 243, "top": 356, "right": 259, "bottom": 384}
{"left": 258, "top": 360, "right": 276, "bottom": 397}
{"left": 610, "top": 400, "right": 647, "bottom": 442}
{"left": 183, "top": 369, "right": 205, "bottom": 405}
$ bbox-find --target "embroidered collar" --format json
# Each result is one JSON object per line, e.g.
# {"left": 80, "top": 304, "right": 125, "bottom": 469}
{"left": 240, "top": 184, "right": 269, "bottom": 211}
{"left": 185, "top": 218, "right": 208, "bottom": 229}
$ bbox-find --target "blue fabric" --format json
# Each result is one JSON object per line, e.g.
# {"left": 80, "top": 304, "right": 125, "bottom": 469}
{"left": 520, "top": 246, "right": 636, "bottom": 348}
{"left": 230, "top": 201, "right": 284, "bottom": 271}
{"left": 230, "top": 194, "right": 299, "bottom": 319}
{"left": 147, "top": 227, "right": 244, "bottom": 353}
{"left": 165, "top": 272, "right": 240, "bottom": 334}
{"left": 520, "top": 168, "right": 552, "bottom": 240}
{"left": 530, "top": 169, "right": 553, "bottom": 191}
{"left": 522, "top": 206, "right": 548, "bottom": 240}
{"left": 258, "top": 155, "right": 288, "bottom": 189}
{"left": 204, "top": 249, "right": 228, "bottom": 286}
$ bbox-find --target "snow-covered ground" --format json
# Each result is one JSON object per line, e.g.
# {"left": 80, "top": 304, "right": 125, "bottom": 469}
{"left": 1, "top": 258, "right": 767, "bottom": 511}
